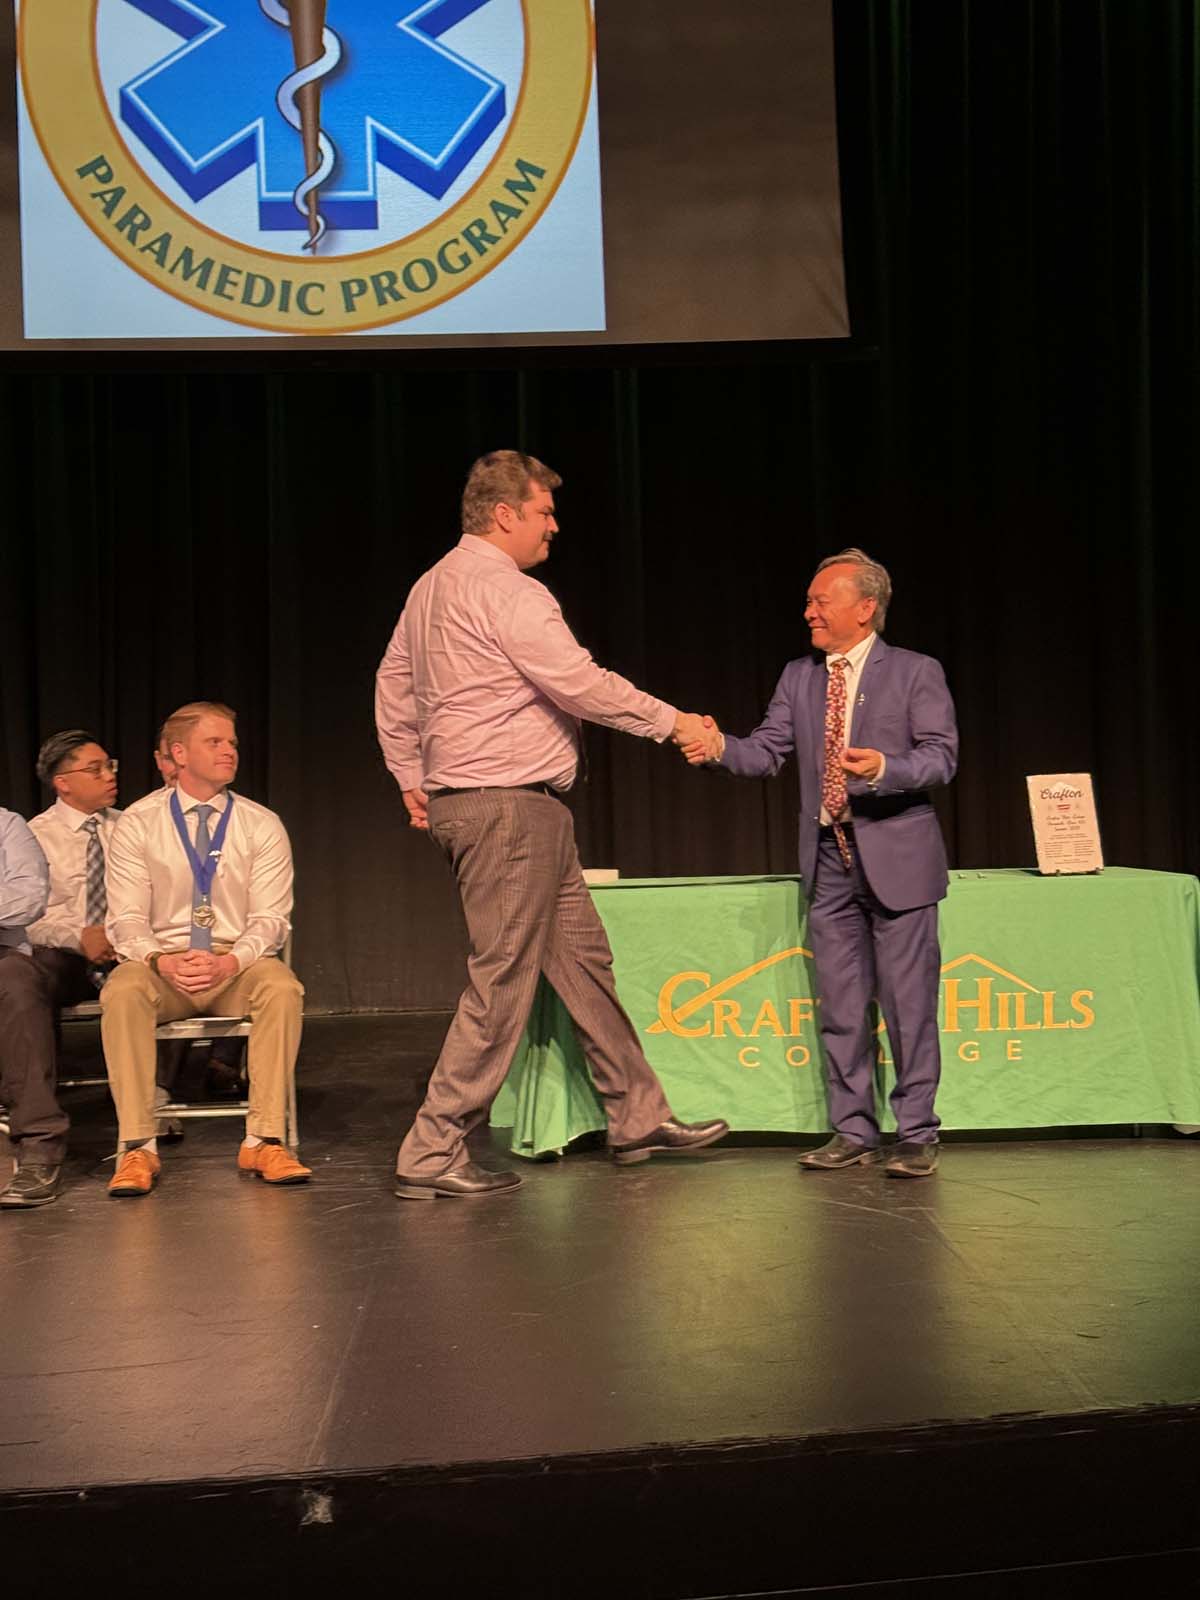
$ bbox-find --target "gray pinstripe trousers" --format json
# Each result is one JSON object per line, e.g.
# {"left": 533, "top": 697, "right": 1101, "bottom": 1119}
{"left": 396, "top": 788, "right": 672, "bottom": 1177}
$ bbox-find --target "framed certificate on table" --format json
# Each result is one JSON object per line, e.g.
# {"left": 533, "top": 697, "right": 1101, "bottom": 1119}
{"left": 1026, "top": 773, "right": 1104, "bottom": 875}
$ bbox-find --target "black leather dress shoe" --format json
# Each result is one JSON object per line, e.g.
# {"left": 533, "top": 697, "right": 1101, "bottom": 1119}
{"left": 394, "top": 1160, "right": 523, "bottom": 1201}
{"left": 884, "top": 1140, "right": 939, "bottom": 1178}
{"left": 611, "top": 1117, "right": 729, "bottom": 1166}
{"left": 0, "top": 1163, "right": 63, "bottom": 1208}
{"left": 204, "top": 1058, "right": 245, "bottom": 1100}
{"left": 797, "top": 1134, "right": 881, "bottom": 1170}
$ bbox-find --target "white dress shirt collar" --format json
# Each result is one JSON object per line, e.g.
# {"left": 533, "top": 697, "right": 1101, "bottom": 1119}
{"left": 826, "top": 630, "right": 878, "bottom": 676}
{"left": 173, "top": 785, "right": 230, "bottom": 815}
{"left": 53, "top": 796, "right": 113, "bottom": 832}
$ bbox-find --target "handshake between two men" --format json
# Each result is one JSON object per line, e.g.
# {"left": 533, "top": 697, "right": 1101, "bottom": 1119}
{"left": 373, "top": 458, "right": 958, "bottom": 1196}
{"left": 670, "top": 712, "right": 885, "bottom": 783}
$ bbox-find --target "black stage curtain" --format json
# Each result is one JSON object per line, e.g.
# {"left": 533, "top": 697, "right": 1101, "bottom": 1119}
{"left": 2, "top": 3, "right": 1197, "bottom": 1011}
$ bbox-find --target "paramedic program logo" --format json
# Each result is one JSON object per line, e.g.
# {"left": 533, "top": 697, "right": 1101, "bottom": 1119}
{"left": 19, "top": 0, "right": 595, "bottom": 333}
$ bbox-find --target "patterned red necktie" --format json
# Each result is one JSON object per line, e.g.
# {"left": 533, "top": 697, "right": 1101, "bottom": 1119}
{"left": 821, "top": 658, "right": 853, "bottom": 870}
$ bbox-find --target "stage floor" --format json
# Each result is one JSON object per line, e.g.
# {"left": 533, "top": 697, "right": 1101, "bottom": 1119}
{"left": 3, "top": 1014, "right": 1199, "bottom": 1595}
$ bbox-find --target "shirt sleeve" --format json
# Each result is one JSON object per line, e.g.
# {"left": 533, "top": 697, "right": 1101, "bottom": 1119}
{"left": 23, "top": 816, "right": 84, "bottom": 950}
{"left": 228, "top": 812, "right": 294, "bottom": 972}
{"left": 0, "top": 814, "right": 50, "bottom": 930}
{"left": 500, "top": 584, "right": 677, "bottom": 741}
{"left": 718, "top": 666, "right": 799, "bottom": 778}
{"left": 375, "top": 610, "right": 426, "bottom": 790}
{"left": 105, "top": 811, "right": 159, "bottom": 964}
{"left": 24, "top": 908, "right": 81, "bottom": 949}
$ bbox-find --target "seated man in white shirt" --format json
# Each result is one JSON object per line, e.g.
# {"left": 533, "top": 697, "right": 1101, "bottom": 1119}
{"left": 27, "top": 729, "right": 122, "bottom": 1002}
{"left": 3, "top": 730, "right": 123, "bottom": 1195}
{"left": 29, "top": 730, "right": 187, "bottom": 1144}
{"left": 152, "top": 722, "right": 247, "bottom": 1103}
{"left": 101, "top": 700, "right": 308, "bottom": 1197}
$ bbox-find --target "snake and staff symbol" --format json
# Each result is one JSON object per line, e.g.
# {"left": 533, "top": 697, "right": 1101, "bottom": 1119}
{"left": 258, "top": 0, "right": 342, "bottom": 250}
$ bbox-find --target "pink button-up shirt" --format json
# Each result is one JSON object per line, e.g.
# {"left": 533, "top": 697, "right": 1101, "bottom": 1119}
{"left": 376, "top": 537, "right": 677, "bottom": 792}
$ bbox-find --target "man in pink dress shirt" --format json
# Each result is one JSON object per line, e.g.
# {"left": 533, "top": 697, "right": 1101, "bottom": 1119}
{"left": 376, "top": 450, "right": 728, "bottom": 1199}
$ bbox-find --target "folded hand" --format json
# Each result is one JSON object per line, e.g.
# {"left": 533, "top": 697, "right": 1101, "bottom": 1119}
{"left": 160, "top": 950, "right": 236, "bottom": 995}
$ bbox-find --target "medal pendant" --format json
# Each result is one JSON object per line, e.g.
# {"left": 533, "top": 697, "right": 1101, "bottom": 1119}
{"left": 192, "top": 901, "right": 217, "bottom": 930}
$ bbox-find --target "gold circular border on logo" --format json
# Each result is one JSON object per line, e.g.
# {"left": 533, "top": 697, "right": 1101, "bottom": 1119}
{"left": 19, "top": 0, "right": 594, "bottom": 334}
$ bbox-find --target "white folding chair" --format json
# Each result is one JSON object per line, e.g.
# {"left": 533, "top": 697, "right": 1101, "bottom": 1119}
{"left": 57, "top": 1000, "right": 105, "bottom": 1089}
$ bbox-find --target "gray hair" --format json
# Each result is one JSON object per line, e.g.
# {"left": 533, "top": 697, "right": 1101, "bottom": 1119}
{"left": 815, "top": 547, "right": 892, "bottom": 633}
{"left": 36, "top": 729, "right": 101, "bottom": 786}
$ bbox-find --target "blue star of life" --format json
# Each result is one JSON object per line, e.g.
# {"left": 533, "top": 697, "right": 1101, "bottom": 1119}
{"left": 118, "top": 0, "right": 507, "bottom": 231}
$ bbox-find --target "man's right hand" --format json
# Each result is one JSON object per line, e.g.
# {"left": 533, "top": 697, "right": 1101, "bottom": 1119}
{"left": 672, "top": 712, "right": 710, "bottom": 748}
{"left": 676, "top": 714, "right": 723, "bottom": 765}
{"left": 80, "top": 925, "right": 115, "bottom": 964}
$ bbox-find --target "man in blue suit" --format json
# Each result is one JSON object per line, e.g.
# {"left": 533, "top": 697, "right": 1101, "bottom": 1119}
{"left": 684, "top": 548, "right": 958, "bottom": 1177}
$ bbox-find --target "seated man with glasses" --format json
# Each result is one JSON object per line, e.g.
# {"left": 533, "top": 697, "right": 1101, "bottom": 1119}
{"left": 28, "top": 730, "right": 121, "bottom": 984}
{"left": 0, "top": 731, "right": 121, "bottom": 1206}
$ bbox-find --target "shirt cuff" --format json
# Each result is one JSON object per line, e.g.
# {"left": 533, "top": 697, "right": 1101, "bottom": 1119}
{"left": 229, "top": 942, "right": 258, "bottom": 973}
{"left": 29, "top": 923, "right": 84, "bottom": 954}
{"left": 653, "top": 704, "right": 678, "bottom": 743}
{"left": 118, "top": 938, "right": 160, "bottom": 965}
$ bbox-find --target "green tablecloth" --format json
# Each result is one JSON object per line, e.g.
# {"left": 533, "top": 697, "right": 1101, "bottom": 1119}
{"left": 491, "top": 868, "right": 1200, "bottom": 1156}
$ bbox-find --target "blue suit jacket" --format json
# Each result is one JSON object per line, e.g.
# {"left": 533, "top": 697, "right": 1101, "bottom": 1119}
{"left": 720, "top": 639, "right": 958, "bottom": 912}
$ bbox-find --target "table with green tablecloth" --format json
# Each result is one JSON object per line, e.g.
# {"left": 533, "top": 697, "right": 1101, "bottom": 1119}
{"left": 491, "top": 868, "right": 1200, "bottom": 1156}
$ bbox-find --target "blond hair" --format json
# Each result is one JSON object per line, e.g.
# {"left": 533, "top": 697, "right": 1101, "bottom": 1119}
{"left": 461, "top": 450, "right": 561, "bottom": 536}
{"left": 162, "top": 701, "right": 237, "bottom": 759}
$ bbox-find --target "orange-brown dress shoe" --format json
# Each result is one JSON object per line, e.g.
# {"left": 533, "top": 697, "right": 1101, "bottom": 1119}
{"left": 108, "top": 1147, "right": 162, "bottom": 1198}
{"left": 237, "top": 1142, "right": 312, "bottom": 1185}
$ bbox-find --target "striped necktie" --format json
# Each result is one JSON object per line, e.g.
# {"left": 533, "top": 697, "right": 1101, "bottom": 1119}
{"left": 82, "top": 815, "right": 107, "bottom": 924}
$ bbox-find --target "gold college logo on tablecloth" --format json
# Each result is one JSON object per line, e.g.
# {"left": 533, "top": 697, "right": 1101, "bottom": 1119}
{"left": 932, "top": 953, "right": 1095, "bottom": 1065}
{"left": 19, "top": 1, "right": 594, "bottom": 333}
{"left": 648, "top": 946, "right": 821, "bottom": 1070}
{"left": 646, "top": 949, "right": 1096, "bottom": 1070}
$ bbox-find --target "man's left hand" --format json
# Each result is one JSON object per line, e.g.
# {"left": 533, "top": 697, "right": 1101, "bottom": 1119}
{"left": 841, "top": 746, "right": 884, "bottom": 782}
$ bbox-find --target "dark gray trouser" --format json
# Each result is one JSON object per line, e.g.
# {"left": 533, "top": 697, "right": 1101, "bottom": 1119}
{"left": 396, "top": 789, "right": 672, "bottom": 1178}
{"left": 807, "top": 835, "right": 943, "bottom": 1148}
{"left": 0, "top": 946, "right": 89, "bottom": 1165}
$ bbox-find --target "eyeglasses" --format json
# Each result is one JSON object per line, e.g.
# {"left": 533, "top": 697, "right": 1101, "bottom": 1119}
{"left": 60, "top": 759, "right": 119, "bottom": 777}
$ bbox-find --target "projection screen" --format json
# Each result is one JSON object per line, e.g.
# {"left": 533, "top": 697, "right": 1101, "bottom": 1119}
{"left": 3, "top": 0, "right": 849, "bottom": 349}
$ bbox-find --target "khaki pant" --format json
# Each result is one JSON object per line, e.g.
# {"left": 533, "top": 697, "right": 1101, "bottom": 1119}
{"left": 100, "top": 957, "right": 303, "bottom": 1144}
